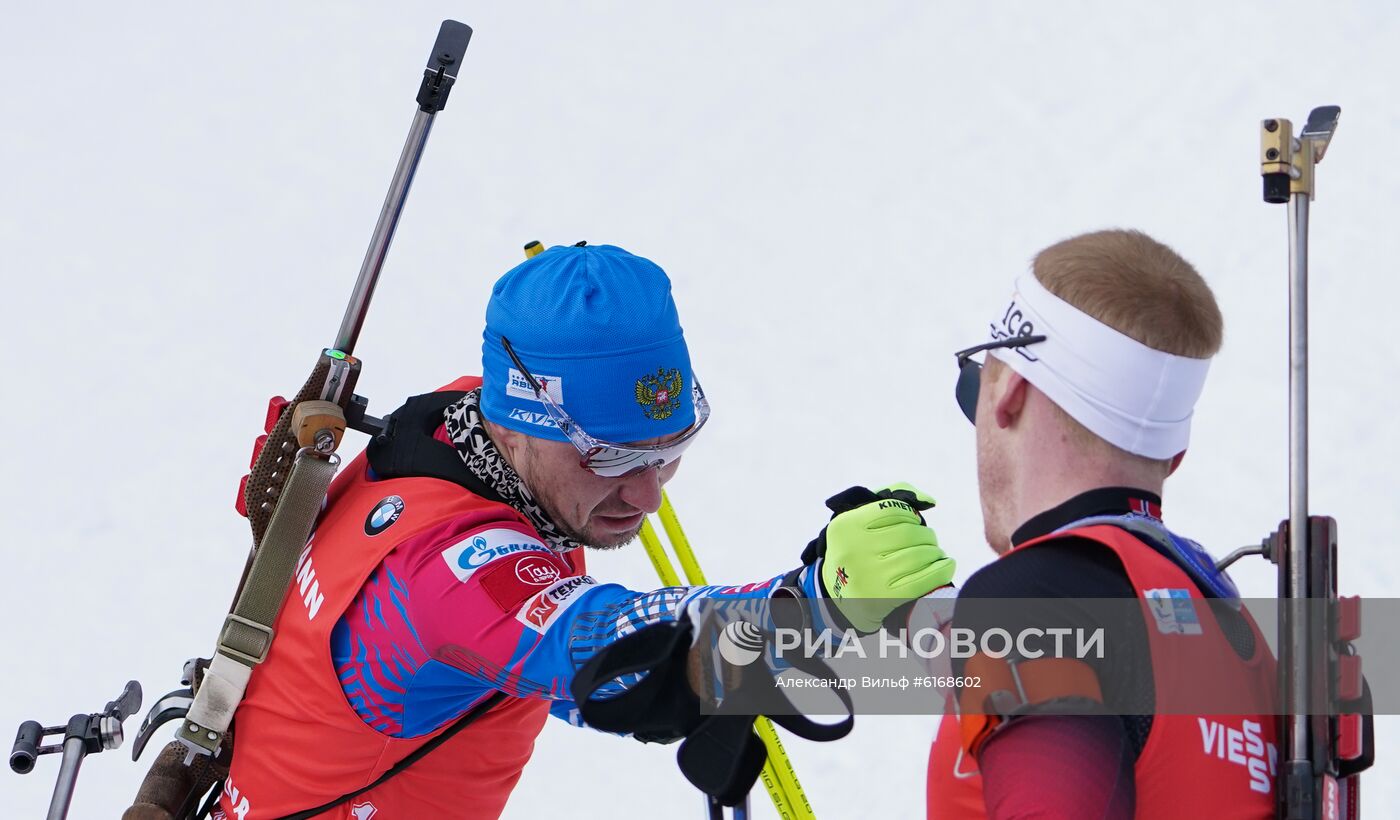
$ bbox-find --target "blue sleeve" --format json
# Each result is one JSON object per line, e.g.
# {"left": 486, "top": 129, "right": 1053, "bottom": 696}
{"left": 406, "top": 519, "right": 830, "bottom": 734}
{"left": 336, "top": 512, "right": 830, "bottom": 738}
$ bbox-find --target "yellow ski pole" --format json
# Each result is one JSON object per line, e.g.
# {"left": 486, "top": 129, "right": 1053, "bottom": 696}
{"left": 656, "top": 493, "right": 705, "bottom": 584}
{"left": 639, "top": 519, "right": 682, "bottom": 587}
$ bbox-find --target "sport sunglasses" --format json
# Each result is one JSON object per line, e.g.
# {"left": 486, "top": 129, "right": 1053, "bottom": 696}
{"left": 953, "top": 335, "right": 1047, "bottom": 423}
{"left": 501, "top": 337, "right": 711, "bottom": 477}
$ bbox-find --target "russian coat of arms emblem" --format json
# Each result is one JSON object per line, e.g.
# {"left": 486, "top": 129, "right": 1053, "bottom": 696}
{"left": 634, "top": 367, "right": 684, "bottom": 420}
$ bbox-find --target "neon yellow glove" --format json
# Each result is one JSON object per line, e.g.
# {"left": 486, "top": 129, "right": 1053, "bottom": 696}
{"left": 820, "top": 483, "right": 954, "bottom": 632}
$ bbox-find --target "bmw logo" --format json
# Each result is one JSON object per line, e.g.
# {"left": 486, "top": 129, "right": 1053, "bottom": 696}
{"left": 364, "top": 496, "right": 405, "bottom": 536}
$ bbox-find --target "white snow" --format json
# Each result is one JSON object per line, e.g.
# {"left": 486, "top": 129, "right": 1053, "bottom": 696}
{"left": 1, "top": 2, "right": 1395, "bottom": 817}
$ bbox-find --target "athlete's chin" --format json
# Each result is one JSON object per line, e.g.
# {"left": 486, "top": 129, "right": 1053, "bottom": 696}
{"left": 582, "top": 530, "right": 640, "bottom": 551}
{"left": 582, "top": 512, "right": 646, "bottom": 550}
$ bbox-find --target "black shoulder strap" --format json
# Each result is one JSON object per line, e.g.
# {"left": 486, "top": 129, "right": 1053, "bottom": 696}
{"left": 275, "top": 692, "right": 508, "bottom": 820}
{"left": 365, "top": 390, "right": 505, "bottom": 504}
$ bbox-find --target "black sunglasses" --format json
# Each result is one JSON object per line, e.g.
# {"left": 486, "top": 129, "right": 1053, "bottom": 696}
{"left": 953, "top": 335, "right": 1047, "bottom": 423}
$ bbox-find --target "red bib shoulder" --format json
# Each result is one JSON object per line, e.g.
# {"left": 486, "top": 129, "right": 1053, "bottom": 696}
{"left": 927, "top": 524, "right": 1278, "bottom": 820}
{"left": 222, "top": 376, "right": 552, "bottom": 820}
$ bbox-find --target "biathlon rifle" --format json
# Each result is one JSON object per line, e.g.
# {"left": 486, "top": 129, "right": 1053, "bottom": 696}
{"left": 122, "top": 20, "right": 473, "bottom": 819}
{"left": 1217, "top": 106, "right": 1374, "bottom": 820}
{"left": 10, "top": 681, "right": 142, "bottom": 820}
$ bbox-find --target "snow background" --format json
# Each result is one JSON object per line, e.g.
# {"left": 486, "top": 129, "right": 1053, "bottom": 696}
{"left": 2, "top": 1, "right": 1396, "bottom": 816}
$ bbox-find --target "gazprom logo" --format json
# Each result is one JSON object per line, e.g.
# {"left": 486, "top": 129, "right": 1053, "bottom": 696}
{"left": 440, "top": 528, "right": 551, "bottom": 583}
{"left": 507, "top": 408, "right": 557, "bottom": 428}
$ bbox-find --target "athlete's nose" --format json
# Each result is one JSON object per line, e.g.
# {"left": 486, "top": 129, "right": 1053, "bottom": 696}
{"left": 617, "top": 465, "right": 664, "bottom": 514}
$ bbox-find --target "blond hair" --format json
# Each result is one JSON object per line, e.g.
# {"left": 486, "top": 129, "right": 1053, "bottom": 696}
{"left": 1015, "top": 229, "right": 1223, "bottom": 464}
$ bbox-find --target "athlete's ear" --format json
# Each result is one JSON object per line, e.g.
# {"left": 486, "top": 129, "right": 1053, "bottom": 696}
{"left": 485, "top": 418, "right": 525, "bottom": 461}
{"left": 993, "top": 371, "right": 1030, "bottom": 430}
{"left": 1167, "top": 450, "right": 1186, "bottom": 476}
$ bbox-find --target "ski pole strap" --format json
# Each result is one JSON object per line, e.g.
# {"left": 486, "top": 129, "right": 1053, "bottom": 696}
{"left": 645, "top": 493, "right": 816, "bottom": 818}
{"left": 570, "top": 617, "right": 702, "bottom": 744}
{"left": 177, "top": 448, "right": 341, "bottom": 758}
{"left": 571, "top": 616, "right": 852, "bottom": 807}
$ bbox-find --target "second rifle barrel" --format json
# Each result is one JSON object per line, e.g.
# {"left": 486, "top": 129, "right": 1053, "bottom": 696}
{"left": 45, "top": 736, "right": 86, "bottom": 820}
{"left": 1286, "top": 193, "right": 1312, "bottom": 763}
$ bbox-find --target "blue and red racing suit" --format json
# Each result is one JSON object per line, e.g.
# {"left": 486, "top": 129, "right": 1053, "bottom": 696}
{"left": 215, "top": 376, "right": 824, "bottom": 819}
{"left": 329, "top": 511, "right": 815, "bottom": 737}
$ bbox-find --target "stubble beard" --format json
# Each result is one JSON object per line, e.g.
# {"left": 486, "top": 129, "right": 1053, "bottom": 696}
{"left": 549, "top": 503, "right": 641, "bottom": 551}
{"left": 580, "top": 527, "right": 641, "bottom": 551}
{"left": 513, "top": 438, "right": 640, "bottom": 551}
{"left": 527, "top": 472, "right": 641, "bottom": 551}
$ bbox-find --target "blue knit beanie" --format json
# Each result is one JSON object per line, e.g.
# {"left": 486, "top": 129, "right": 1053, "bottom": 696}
{"left": 481, "top": 244, "right": 695, "bottom": 444}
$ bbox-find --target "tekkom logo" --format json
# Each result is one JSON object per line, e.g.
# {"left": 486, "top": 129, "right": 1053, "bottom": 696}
{"left": 634, "top": 367, "right": 684, "bottom": 420}
{"left": 364, "top": 496, "right": 405, "bottom": 536}
{"left": 717, "top": 620, "right": 766, "bottom": 667}
{"left": 517, "top": 575, "right": 597, "bottom": 632}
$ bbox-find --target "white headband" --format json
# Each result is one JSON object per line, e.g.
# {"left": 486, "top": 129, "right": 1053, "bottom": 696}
{"left": 985, "top": 274, "right": 1211, "bottom": 459}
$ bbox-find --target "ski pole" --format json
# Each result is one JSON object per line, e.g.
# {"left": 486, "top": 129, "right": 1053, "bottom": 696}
{"left": 640, "top": 519, "right": 684, "bottom": 586}
{"left": 641, "top": 522, "right": 776, "bottom": 820}
{"left": 656, "top": 494, "right": 706, "bottom": 584}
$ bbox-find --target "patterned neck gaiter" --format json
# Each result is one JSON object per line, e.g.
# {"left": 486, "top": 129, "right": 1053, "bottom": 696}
{"left": 442, "top": 387, "right": 582, "bottom": 554}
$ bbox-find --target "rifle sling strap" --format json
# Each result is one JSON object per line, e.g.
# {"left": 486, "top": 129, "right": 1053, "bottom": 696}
{"left": 178, "top": 449, "right": 340, "bottom": 756}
